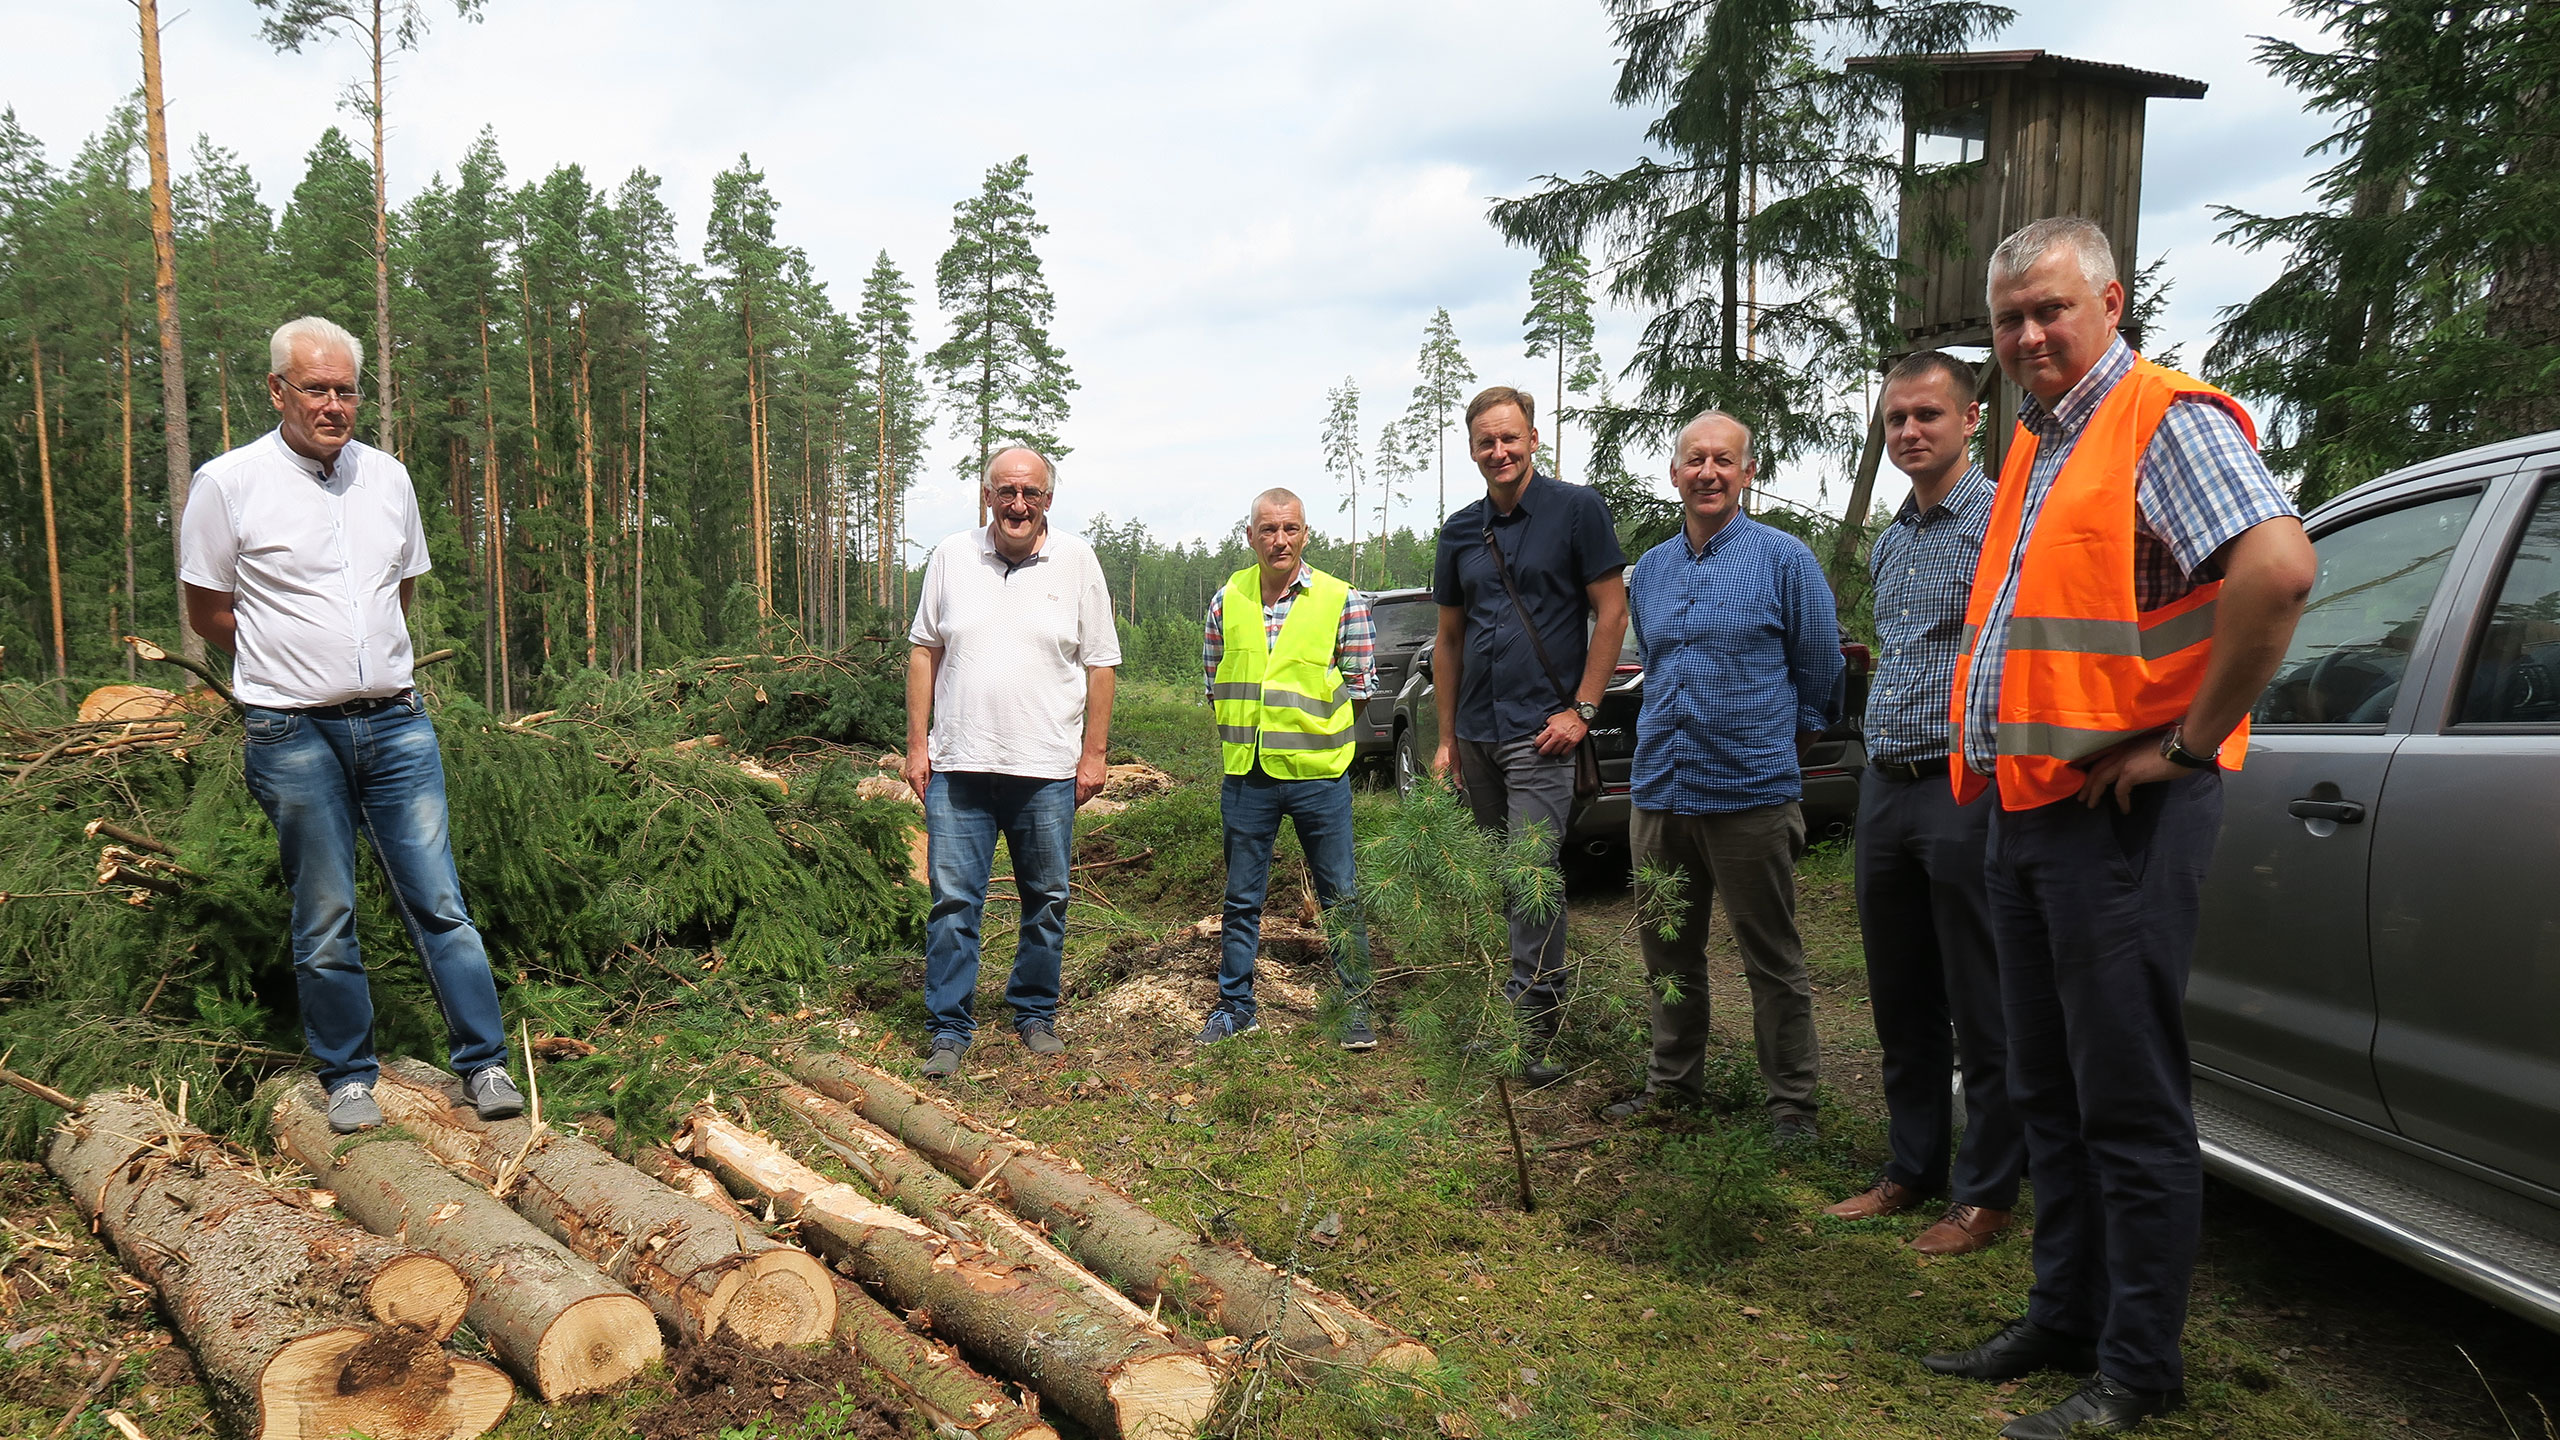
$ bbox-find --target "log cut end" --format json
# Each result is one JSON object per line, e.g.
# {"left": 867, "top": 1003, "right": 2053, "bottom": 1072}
{"left": 260, "top": 1325, "right": 512, "bottom": 1440}
{"left": 714, "top": 1247, "right": 836, "bottom": 1348}
{"left": 367, "top": 1252, "right": 472, "bottom": 1340}
{"left": 1104, "top": 1352, "right": 1219, "bottom": 1440}
{"left": 536, "top": 1292, "right": 662, "bottom": 1400}
{"left": 1367, "top": 1337, "right": 1436, "bottom": 1372}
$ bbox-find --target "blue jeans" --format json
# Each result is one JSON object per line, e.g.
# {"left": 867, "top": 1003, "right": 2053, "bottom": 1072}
{"left": 240, "top": 693, "right": 509, "bottom": 1092}
{"left": 924, "top": 771, "right": 1075, "bottom": 1043}
{"left": 1219, "top": 769, "right": 1370, "bottom": 1021}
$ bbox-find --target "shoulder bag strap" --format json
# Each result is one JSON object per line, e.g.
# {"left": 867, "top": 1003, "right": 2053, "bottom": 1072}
{"left": 1481, "top": 527, "right": 1581, "bottom": 715}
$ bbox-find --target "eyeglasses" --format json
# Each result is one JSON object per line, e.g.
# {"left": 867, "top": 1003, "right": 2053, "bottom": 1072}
{"left": 989, "top": 486, "right": 1051, "bottom": 504}
{"left": 277, "top": 376, "right": 364, "bottom": 405}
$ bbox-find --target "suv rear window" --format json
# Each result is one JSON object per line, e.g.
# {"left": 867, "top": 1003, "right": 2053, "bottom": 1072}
{"left": 1372, "top": 597, "right": 1439, "bottom": 651}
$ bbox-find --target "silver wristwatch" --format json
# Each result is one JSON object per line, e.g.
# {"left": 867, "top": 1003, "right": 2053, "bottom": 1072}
{"left": 1574, "top": 701, "right": 1599, "bottom": 722}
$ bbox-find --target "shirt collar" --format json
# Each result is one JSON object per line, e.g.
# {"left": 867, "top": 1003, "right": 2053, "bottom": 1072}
{"left": 1896, "top": 463, "right": 1992, "bottom": 526}
{"left": 2019, "top": 335, "right": 2135, "bottom": 443}
{"left": 272, "top": 429, "right": 359, "bottom": 485}
{"left": 1487, "top": 471, "right": 1551, "bottom": 520}
{"left": 1267, "top": 563, "right": 1313, "bottom": 601}
{"left": 1683, "top": 508, "right": 1753, "bottom": 559}
{"left": 976, "top": 523, "right": 1051, "bottom": 562}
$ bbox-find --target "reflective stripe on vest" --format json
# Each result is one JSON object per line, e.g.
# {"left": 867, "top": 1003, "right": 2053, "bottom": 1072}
{"left": 1950, "top": 358, "right": 2258, "bottom": 810}
{"left": 1212, "top": 566, "right": 1356, "bottom": 779}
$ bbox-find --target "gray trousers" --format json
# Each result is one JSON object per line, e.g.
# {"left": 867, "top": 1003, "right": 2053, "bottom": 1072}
{"left": 1631, "top": 802, "right": 1819, "bottom": 1120}
{"left": 1454, "top": 736, "right": 1576, "bottom": 1016}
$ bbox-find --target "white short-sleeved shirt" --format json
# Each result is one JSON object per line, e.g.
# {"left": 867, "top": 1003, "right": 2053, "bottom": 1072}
{"left": 908, "top": 525, "right": 1121, "bottom": 779}
{"left": 177, "top": 430, "right": 432, "bottom": 710}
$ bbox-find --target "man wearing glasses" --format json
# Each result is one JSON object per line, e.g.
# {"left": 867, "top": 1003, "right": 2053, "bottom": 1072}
{"left": 905, "top": 446, "right": 1122, "bottom": 1078}
{"left": 179, "top": 316, "right": 521, "bottom": 1135}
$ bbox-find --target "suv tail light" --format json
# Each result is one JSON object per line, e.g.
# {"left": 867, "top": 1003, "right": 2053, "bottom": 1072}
{"left": 1840, "top": 641, "right": 1871, "bottom": 675}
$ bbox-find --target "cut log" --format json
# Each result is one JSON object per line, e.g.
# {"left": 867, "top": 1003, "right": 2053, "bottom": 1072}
{"left": 370, "top": 1058, "right": 833, "bottom": 1348}
{"left": 681, "top": 1112, "right": 1217, "bottom": 1440}
{"left": 267, "top": 1078, "right": 661, "bottom": 1401}
{"left": 789, "top": 1050, "right": 1433, "bottom": 1370}
{"left": 636, "top": 1145, "right": 1059, "bottom": 1440}
{"left": 45, "top": 1091, "right": 508, "bottom": 1440}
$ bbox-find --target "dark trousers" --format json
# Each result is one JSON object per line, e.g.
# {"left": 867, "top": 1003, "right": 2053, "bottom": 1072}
{"left": 1855, "top": 767, "right": 2022, "bottom": 1208}
{"left": 1631, "top": 803, "right": 1818, "bottom": 1119}
{"left": 1987, "top": 769, "right": 2223, "bottom": 1393}
{"left": 1453, "top": 736, "right": 1576, "bottom": 1015}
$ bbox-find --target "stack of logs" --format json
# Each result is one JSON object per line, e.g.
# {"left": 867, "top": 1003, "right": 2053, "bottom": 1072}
{"left": 33, "top": 1051, "right": 1430, "bottom": 1440}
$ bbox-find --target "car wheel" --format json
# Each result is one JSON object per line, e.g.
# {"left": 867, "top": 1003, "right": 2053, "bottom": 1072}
{"left": 1394, "top": 726, "right": 1423, "bottom": 800}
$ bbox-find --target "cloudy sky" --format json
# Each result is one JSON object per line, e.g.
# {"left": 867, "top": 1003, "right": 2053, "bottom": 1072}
{"left": 2, "top": 0, "right": 2335, "bottom": 550}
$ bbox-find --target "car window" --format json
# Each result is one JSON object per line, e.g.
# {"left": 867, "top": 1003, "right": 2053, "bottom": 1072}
{"left": 2456, "top": 478, "right": 2560, "bottom": 725}
{"left": 1372, "top": 598, "right": 1438, "bottom": 651}
{"left": 2254, "top": 489, "right": 2480, "bottom": 727}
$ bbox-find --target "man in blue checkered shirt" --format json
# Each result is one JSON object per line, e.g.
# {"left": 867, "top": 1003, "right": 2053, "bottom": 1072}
{"left": 1821, "top": 351, "right": 2023, "bottom": 1262}
{"left": 1922, "top": 219, "right": 2316, "bottom": 1440}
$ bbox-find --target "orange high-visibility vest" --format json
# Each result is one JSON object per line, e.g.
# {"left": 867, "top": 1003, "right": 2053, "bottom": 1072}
{"left": 1950, "top": 357, "right": 2258, "bottom": 810}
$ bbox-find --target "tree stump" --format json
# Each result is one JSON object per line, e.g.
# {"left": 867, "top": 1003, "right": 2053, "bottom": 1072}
{"left": 46, "top": 1091, "right": 510, "bottom": 1440}
{"left": 268, "top": 1077, "right": 662, "bottom": 1400}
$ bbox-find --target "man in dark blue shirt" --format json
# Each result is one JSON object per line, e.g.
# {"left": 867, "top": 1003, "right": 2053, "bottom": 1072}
{"left": 1822, "top": 351, "right": 2021, "bottom": 1258}
{"left": 1617, "top": 410, "right": 1840, "bottom": 1143}
{"left": 1431, "top": 385, "right": 1628, "bottom": 1086}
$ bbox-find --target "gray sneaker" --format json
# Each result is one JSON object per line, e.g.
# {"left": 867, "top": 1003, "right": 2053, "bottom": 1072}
{"left": 466, "top": 1066, "right": 526, "bottom": 1121}
{"left": 920, "top": 1036, "right": 969, "bottom": 1079}
{"left": 327, "top": 1080, "right": 383, "bottom": 1134}
{"left": 1017, "top": 1019, "right": 1066, "bottom": 1056}
{"left": 1340, "top": 1006, "right": 1379, "bottom": 1052}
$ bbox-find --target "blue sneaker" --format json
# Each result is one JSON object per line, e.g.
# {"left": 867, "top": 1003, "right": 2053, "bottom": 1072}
{"left": 1195, "top": 1006, "right": 1259, "bottom": 1046}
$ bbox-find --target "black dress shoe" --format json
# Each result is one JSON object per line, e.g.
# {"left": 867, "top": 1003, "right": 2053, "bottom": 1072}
{"left": 1998, "top": 1373, "right": 2183, "bottom": 1439}
{"left": 1920, "top": 1318, "right": 2098, "bottom": 1381}
{"left": 1521, "top": 1055, "right": 1569, "bottom": 1088}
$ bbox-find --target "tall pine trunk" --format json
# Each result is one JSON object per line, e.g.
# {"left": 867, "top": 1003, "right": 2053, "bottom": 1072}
{"left": 368, "top": 0, "right": 397, "bottom": 455}
{"left": 137, "top": 0, "right": 197, "bottom": 661}
{"left": 121, "top": 315, "right": 137, "bottom": 679}
{"left": 875, "top": 352, "right": 891, "bottom": 606}
{"left": 633, "top": 341, "right": 649, "bottom": 673}
{"left": 31, "top": 341, "right": 66, "bottom": 683}
{"left": 480, "top": 311, "right": 512, "bottom": 713}
{"left": 578, "top": 311, "right": 597, "bottom": 670}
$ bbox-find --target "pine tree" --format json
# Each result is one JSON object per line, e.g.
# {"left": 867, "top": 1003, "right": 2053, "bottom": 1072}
{"left": 615, "top": 168, "right": 681, "bottom": 672}
{"left": 1522, "top": 250, "right": 1602, "bottom": 482}
{"left": 275, "top": 128, "right": 378, "bottom": 333}
{"left": 1491, "top": 0, "right": 2007, "bottom": 471}
{"left": 1320, "top": 377, "right": 1364, "bottom": 587}
{"left": 135, "top": 0, "right": 198, "bottom": 659}
{"left": 928, "top": 155, "right": 1074, "bottom": 522}
{"left": 174, "top": 139, "right": 274, "bottom": 457}
{"left": 253, "top": 0, "right": 490, "bottom": 455}
{"left": 1373, "top": 415, "right": 1417, "bottom": 561}
{"left": 853, "top": 252, "right": 927, "bottom": 609}
{"left": 705, "top": 156, "right": 790, "bottom": 617}
{"left": 1401, "top": 308, "right": 1474, "bottom": 520}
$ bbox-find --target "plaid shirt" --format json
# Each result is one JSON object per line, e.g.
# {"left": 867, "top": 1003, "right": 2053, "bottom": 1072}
{"left": 1200, "top": 566, "right": 1376, "bottom": 703}
{"left": 1961, "top": 338, "right": 2297, "bottom": 775}
{"left": 1866, "top": 464, "right": 1993, "bottom": 765}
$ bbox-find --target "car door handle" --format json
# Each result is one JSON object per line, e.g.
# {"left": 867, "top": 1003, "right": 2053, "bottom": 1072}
{"left": 2286, "top": 798, "right": 2367, "bottom": 824}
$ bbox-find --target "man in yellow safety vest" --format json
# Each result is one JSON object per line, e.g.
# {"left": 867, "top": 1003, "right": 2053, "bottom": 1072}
{"left": 1198, "top": 488, "right": 1379, "bottom": 1049}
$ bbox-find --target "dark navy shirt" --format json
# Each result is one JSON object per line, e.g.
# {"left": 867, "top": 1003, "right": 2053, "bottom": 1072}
{"left": 1628, "top": 512, "right": 1842, "bottom": 814}
{"left": 1432, "top": 474, "right": 1626, "bottom": 745}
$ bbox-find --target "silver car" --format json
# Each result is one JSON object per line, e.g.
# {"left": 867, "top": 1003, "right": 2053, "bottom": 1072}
{"left": 2190, "top": 430, "right": 2560, "bottom": 1331}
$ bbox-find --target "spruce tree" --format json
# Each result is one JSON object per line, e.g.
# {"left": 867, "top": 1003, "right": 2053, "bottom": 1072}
{"left": 1522, "top": 250, "right": 1602, "bottom": 482}
{"left": 1401, "top": 307, "right": 1474, "bottom": 520}
{"left": 928, "top": 155, "right": 1074, "bottom": 522}
{"left": 275, "top": 128, "right": 377, "bottom": 336}
{"left": 854, "top": 252, "right": 928, "bottom": 609}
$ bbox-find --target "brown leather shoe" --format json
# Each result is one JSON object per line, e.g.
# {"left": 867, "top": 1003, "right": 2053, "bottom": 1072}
{"left": 1911, "top": 1204, "right": 2011, "bottom": 1256}
{"left": 1823, "top": 1177, "right": 1923, "bottom": 1220}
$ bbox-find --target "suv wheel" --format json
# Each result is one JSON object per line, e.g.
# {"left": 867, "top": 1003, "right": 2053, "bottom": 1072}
{"left": 1395, "top": 727, "right": 1424, "bottom": 799}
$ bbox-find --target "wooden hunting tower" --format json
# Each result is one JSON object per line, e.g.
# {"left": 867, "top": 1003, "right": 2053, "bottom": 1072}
{"left": 1847, "top": 49, "right": 2208, "bottom": 350}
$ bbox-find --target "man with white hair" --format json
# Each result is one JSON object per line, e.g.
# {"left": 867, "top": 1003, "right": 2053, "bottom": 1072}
{"left": 1196, "top": 487, "right": 1377, "bottom": 1049}
{"left": 905, "top": 445, "right": 1121, "bottom": 1078}
{"left": 1922, "top": 218, "right": 2314, "bottom": 1439}
{"left": 180, "top": 315, "right": 522, "bottom": 1135}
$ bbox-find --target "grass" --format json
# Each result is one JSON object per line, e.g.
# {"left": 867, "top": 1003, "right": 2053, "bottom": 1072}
{"left": 4, "top": 681, "right": 2548, "bottom": 1440}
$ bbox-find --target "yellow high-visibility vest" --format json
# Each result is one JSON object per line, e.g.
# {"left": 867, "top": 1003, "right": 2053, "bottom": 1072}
{"left": 1211, "top": 566, "right": 1356, "bottom": 780}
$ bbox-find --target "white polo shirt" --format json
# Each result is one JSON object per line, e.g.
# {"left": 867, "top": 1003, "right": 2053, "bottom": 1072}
{"left": 177, "top": 430, "right": 432, "bottom": 710}
{"left": 908, "top": 525, "right": 1121, "bottom": 780}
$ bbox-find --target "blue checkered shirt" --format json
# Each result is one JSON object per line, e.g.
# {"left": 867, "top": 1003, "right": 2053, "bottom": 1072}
{"left": 1200, "top": 566, "right": 1376, "bottom": 703}
{"left": 1866, "top": 464, "right": 1993, "bottom": 766}
{"left": 1960, "top": 338, "right": 2298, "bottom": 775}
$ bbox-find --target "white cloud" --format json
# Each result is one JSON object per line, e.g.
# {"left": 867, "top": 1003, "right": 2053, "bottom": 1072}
{"left": 1, "top": 0, "right": 2332, "bottom": 546}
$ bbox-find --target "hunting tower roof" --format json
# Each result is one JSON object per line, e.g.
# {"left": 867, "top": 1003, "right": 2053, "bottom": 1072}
{"left": 1846, "top": 50, "right": 2209, "bottom": 100}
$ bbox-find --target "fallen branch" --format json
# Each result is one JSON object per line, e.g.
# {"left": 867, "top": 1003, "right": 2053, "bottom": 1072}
{"left": 0, "top": 1061, "right": 81, "bottom": 1113}
{"left": 83, "top": 819, "right": 173, "bottom": 856}
{"left": 122, "top": 636, "right": 238, "bottom": 712}
{"left": 40, "top": 1345, "right": 138, "bottom": 1440}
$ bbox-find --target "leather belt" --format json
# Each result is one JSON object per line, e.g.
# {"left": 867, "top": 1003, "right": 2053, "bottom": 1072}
{"left": 1869, "top": 755, "right": 1949, "bottom": 782}
{"left": 295, "top": 689, "right": 414, "bottom": 719}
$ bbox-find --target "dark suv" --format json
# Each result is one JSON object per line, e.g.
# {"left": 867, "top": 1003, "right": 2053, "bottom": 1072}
{"left": 1353, "top": 588, "right": 1438, "bottom": 771}
{"left": 1387, "top": 626, "right": 1871, "bottom": 848}
{"left": 2187, "top": 430, "right": 2560, "bottom": 1332}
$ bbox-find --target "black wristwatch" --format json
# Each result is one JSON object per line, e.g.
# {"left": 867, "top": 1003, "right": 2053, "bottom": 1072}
{"left": 1574, "top": 701, "right": 1599, "bottom": 722}
{"left": 2159, "top": 724, "right": 2217, "bottom": 770}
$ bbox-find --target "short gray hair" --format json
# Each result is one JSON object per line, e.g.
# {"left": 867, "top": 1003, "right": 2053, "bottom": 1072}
{"left": 270, "top": 315, "right": 362, "bottom": 375}
{"left": 1987, "top": 217, "right": 2118, "bottom": 304}
{"left": 1673, "top": 409, "right": 1756, "bottom": 465}
{"left": 982, "top": 444, "right": 1057, "bottom": 491}
{"left": 1247, "top": 487, "right": 1304, "bottom": 528}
